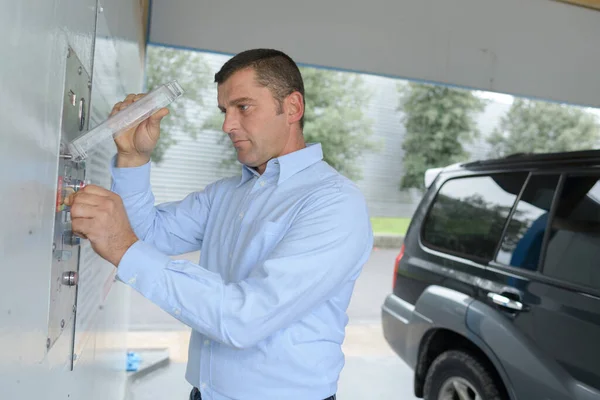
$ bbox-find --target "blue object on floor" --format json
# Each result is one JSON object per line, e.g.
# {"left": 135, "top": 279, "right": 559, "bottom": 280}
{"left": 126, "top": 351, "right": 142, "bottom": 372}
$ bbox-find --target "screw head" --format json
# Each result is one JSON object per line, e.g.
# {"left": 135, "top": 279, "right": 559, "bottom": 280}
{"left": 46, "top": 338, "right": 51, "bottom": 349}
{"left": 78, "top": 66, "right": 82, "bottom": 75}
{"left": 60, "top": 319, "right": 65, "bottom": 329}
{"left": 72, "top": 305, "right": 77, "bottom": 313}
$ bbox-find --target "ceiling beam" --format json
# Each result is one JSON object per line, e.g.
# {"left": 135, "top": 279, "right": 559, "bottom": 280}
{"left": 555, "top": 0, "right": 600, "bottom": 11}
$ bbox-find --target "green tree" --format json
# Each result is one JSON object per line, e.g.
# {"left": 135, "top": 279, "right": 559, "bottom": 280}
{"left": 145, "top": 46, "right": 212, "bottom": 163}
{"left": 487, "top": 99, "right": 600, "bottom": 157}
{"left": 204, "top": 67, "right": 376, "bottom": 180}
{"left": 399, "top": 83, "right": 485, "bottom": 190}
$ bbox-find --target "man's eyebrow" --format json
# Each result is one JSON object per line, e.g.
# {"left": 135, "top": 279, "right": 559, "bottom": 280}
{"left": 218, "top": 97, "right": 255, "bottom": 112}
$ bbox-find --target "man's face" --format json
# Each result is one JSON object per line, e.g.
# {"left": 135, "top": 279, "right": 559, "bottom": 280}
{"left": 217, "top": 68, "right": 289, "bottom": 171}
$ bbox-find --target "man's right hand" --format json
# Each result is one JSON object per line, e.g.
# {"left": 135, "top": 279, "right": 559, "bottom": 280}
{"left": 112, "top": 93, "right": 170, "bottom": 168}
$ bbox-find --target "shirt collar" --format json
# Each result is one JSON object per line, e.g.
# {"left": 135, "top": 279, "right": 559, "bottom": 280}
{"left": 237, "top": 143, "right": 324, "bottom": 187}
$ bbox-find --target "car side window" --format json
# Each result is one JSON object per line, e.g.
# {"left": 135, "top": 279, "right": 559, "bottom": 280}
{"left": 496, "top": 174, "right": 560, "bottom": 270}
{"left": 422, "top": 173, "right": 528, "bottom": 261}
{"left": 543, "top": 175, "right": 600, "bottom": 290}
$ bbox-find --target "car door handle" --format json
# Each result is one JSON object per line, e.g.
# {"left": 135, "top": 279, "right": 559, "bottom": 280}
{"left": 487, "top": 292, "right": 524, "bottom": 311}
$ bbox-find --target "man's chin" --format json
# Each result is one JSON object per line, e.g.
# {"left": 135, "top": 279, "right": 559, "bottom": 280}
{"left": 237, "top": 155, "right": 256, "bottom": 168}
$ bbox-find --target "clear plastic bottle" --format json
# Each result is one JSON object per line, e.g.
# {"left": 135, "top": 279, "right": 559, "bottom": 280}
{"left": 68, "top": 81, "right": 184, "bottom": 160}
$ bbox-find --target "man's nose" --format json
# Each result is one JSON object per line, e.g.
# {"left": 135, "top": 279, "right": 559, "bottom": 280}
{"left": 222, "top": 112, "right": 238, "bottom": 134}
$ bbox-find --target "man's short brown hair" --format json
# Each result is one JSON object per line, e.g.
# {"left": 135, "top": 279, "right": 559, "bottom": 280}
{"left": 215, "top": 49, "right": 305, "bottom": 128}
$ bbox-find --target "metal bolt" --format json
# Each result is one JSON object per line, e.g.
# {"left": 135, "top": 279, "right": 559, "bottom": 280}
{"left": 99, "top": 6, "right": 103, "bottom": 13}
{"left": 87, "top": 80, "right": 92, "bottom": 89}
{"left": 46, "top": 338, "right": 51, "bottom": 349}
{"left": 78, "top": 66, "right": 82, "bottom": 75}
{"left": 60, "top": 319, "right": 65, "bottom": 329}
{"left": 52, "top": 243, "right": 56, "bottom": 251}
{"left": 61, "top": 271, "right": 78, "bottom": 286}
{"left": 72, "top": 305, "right": 77, "bottom": 313}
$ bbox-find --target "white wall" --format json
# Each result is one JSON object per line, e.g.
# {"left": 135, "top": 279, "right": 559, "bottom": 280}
{"left": 0, "top": 0, "right": 145, "bottom": 399}
{"left": 149, "top": 0, "right": 600, "bottom": 109}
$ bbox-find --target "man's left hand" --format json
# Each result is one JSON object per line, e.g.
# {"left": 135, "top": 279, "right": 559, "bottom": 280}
{"left": 64, "top": 185, "right": 138, "bottom": 267}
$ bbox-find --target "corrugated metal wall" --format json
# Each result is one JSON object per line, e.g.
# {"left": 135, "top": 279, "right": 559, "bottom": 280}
{"left": 149, "top": 50, "right": 511, "bottom": 217}
{"left": 150, "top": 52, "right": 238, "bottom": 203}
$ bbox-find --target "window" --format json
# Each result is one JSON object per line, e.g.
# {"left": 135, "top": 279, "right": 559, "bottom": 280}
{"left": 496, "top": 174, "right": 560, "bottom": 270}
{"left": 543, "top": 175, "right": 600, "bottom": 290}
{"left": 422, "top": 173, "right": 528, "bottom": 261}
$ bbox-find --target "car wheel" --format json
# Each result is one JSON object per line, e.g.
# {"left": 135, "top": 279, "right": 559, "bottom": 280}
{"left": 423, "top": 350, "right": 505, "bottom": 400}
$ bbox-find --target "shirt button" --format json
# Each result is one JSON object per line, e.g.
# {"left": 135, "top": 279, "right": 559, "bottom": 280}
{"left": 204, "top": 340, "right": 210, "bottom": 346}
{"left": 239, "top": 212, "right": 244, "bottom": 219}
{"left": 201, "top": 383, "right": 207, "bottom": 389}
{"left": 228, "top": 253, "right": 233, "bottom": 259}
{"left": 260, "top": 181, "right": 265, "bottom": 187}
{"left": 174, "top": 308, "right": 181, "bottom": 315}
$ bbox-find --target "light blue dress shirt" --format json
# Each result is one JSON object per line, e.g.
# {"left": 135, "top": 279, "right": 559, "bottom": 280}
{"left": 113, "top": 143, "right": 373, "bottom": 400}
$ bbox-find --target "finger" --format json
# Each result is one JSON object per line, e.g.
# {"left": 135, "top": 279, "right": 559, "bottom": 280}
{"left": 132, "top": 93, "right": 146, "bottom": 102}
{"left": 110, "top": 102, "right": 123, "bottom": 116}
{"left": 66, "top": 191, "right": 104, "bottom": 207}
{"left": 70, "top": 203, "right": 99, "bottom": 219}
{"left": 117, "top": 94, "right": 138, "bottom": 111}
{"left": 79, "top": 184, "right": 112, "bottom": 197}
{"left": 148, "top": 108, "right": 169, "bottom": 127}
{"left": 71, "top": 218, "right": 96, "bottom": 239}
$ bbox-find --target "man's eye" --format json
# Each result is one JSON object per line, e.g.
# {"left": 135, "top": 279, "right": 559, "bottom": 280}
{"left": 239, "top": 105, "right": 249, "bottom": 111}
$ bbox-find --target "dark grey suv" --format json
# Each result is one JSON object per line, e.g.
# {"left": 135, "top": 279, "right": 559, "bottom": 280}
{"left": 382, "top": 150, "right": 600, "bottom": 400}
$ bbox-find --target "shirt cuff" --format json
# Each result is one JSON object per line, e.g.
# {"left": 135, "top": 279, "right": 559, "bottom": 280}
{"left": 110, "top": 155, "right": 152, "bottom": 194}
{"left": 116, "top": 240, "right": 170, "bottom": 294}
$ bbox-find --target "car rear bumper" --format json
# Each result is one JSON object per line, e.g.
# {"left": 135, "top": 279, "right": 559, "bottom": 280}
{"left": 381, "top": 294, "right": 416, "bottom": 368}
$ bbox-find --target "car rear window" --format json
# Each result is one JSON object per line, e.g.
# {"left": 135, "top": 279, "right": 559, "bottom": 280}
{"left": 422, "top": 173, "right": 528, "bottom": 261}
{"left": 496, "top": 174, "right": 560, "bottom": 270}
{"left": 543, "top": 175, "right": 600, "bottom": 290}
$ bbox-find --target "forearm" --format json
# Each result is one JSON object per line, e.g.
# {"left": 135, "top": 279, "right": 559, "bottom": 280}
{"left": 110, "top": 157, "right": 208, "bottom": 255}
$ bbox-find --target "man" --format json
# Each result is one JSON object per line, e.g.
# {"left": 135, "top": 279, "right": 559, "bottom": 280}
{"left": 65, "top": 49, "right": 373, "bottom": 400}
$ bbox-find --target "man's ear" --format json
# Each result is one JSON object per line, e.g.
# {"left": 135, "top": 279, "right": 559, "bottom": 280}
{"left": 285, "top": 92, "right": 304, "bottom": 125}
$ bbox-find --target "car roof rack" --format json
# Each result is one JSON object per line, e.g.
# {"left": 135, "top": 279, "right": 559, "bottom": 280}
{"left": 462, "top": 149, "right": 600, "bottom": 169}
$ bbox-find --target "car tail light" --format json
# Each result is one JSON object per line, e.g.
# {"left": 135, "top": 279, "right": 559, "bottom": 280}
{"left": 392, "top": 244, "right": 405, "bottom": 289}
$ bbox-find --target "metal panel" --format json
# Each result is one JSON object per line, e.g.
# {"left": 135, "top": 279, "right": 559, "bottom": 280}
{"left": 46, "top": 47, "right": 91, "bottom": 363}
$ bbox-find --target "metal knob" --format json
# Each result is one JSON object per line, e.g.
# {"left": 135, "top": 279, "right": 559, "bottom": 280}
{"left": 61, "top": 271, "right": 78, "bottom": 286}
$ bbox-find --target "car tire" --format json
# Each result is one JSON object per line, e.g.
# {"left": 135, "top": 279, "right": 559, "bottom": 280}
{"left": 423, "top": 350, "right": 505, "bottom": 400}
